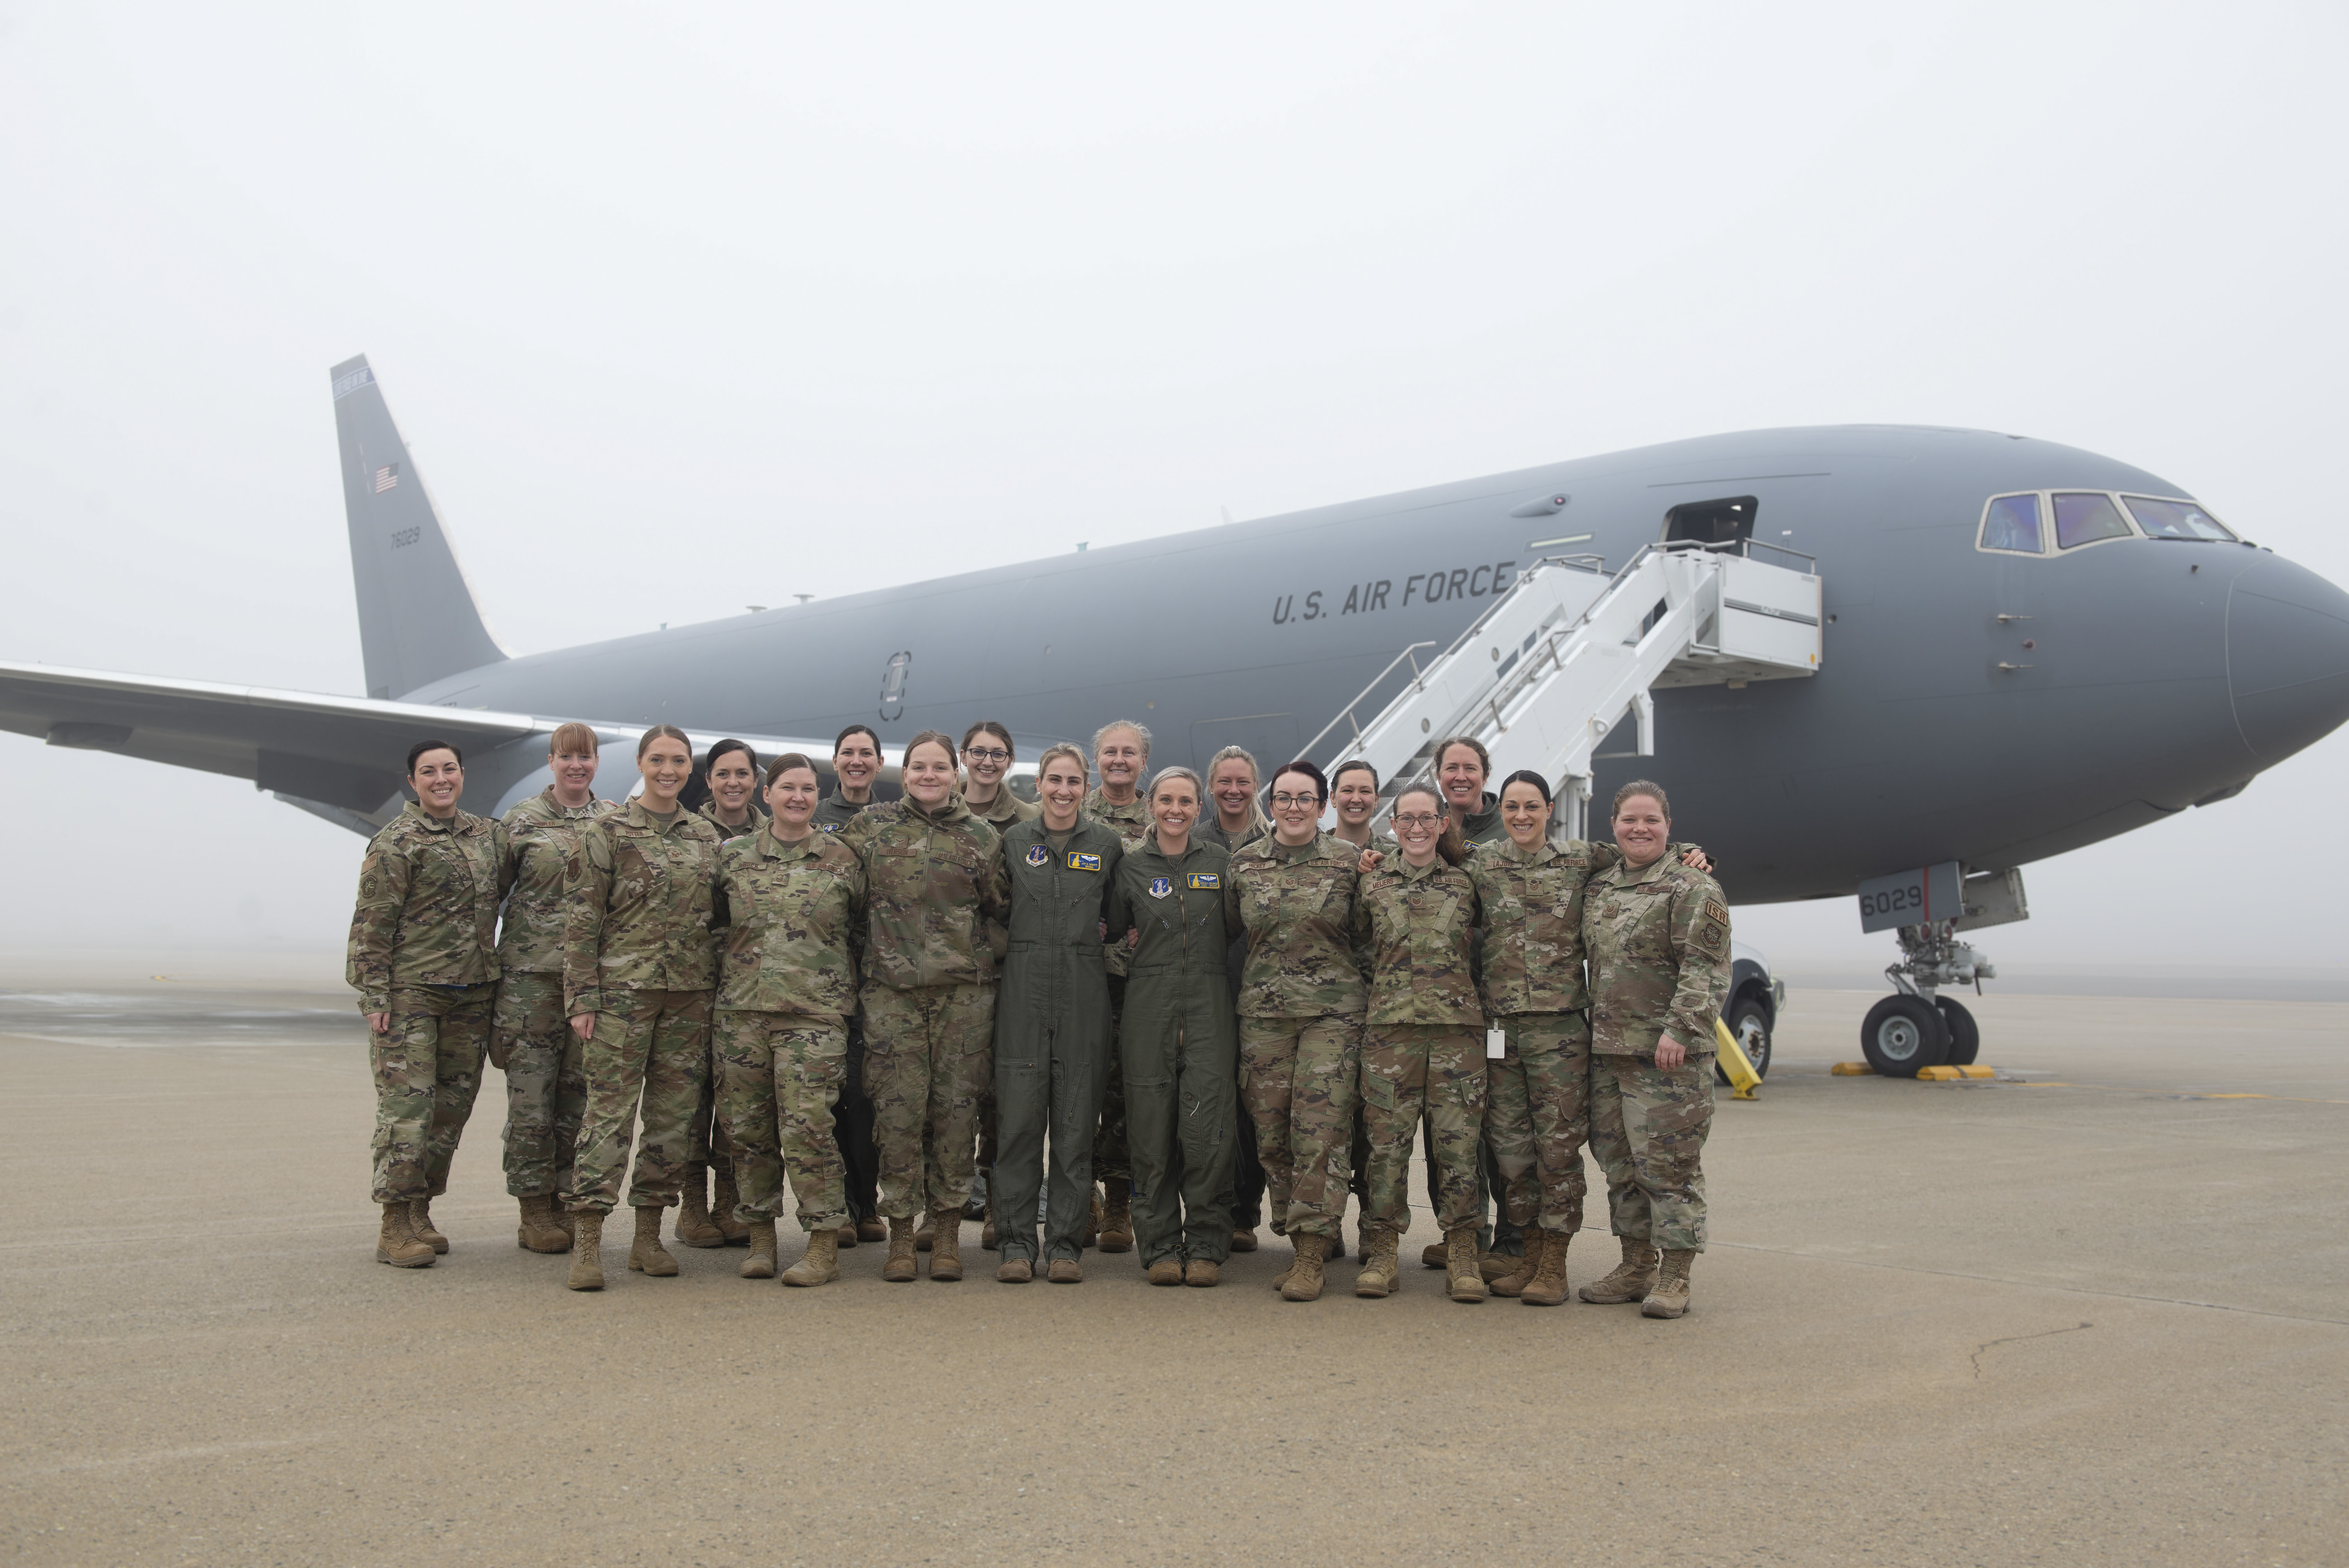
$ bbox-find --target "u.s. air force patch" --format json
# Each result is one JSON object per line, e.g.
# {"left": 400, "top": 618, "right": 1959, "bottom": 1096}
{"left": 1693, "top": 896, "right": 1731, "bottom": 959}
{"left": 1025, "top": 843, "right": 1051, "bottom": 867}
{"left": 1186, "top": 872, "right": 1220, "bottom": 890}
{"left": 1148, "top": 876, "right": 1172, "bottom": 898}
{"left": 1068, "top": 852, "right": 1101, "bottom": 872}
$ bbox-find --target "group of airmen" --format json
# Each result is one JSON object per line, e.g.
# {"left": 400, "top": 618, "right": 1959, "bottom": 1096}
{"left": 347, "top": 714, "right": 1731, "bottom": 1317}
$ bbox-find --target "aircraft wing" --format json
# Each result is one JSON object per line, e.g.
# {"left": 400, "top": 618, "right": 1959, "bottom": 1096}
{"left": 0, "top": 658, "right": 549, "bottom": 824}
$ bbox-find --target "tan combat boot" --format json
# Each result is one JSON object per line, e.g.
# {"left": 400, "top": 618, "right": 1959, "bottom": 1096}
{"left": 883, "top": 1217, "right": 919, "bottom": 1282}
{"left": 1048, "top": 1258, "right": 1083, "bottom": 1283}
{"left": 782, "top": 1227, "right": 840, "bottom": 1287}
{"left": 710, "top": 1166, "right": 750, "bottom": 1245}
{"left": 929, "top": 1212, "right": 965, "bottom": 1281}
{"left": 1420, "top": 1239, "right": 1447, "bottom": 1269}
{"left": 1229, "top": 1228, "right": 1258, "bottom": 1254}
{"left": 376, "top": 1201, "right": 435, "bottom": 1267}
{"left": 1355, "top": 1226, "right": 1401, "bottom": 1298}
{"left": 628, "top": 1206, "right": 679, "bottom": 1276}
{"left": 856, "top": 1215, "right": 886, "bottom": 1244}
{"left": 566, "top": 1210, "right": 605, "bottom": 1290}
{"left": 675, "top": 1165, "right": 724, "bottom": 1248}
{"left": 1146, "top": 1258, "right": 1184, "bottom": 1286}
{"left": 1281, "top": 1233, "right": 1328, "bottom": 1302}
{"left": 740, "top": 1217, "right": 778, "bottom": 1279}
{"left": 1579, "top": 1235, "right": 1660, "bottom": 1303}
{"left": 913, "top": 1212, "right": 935, "bottom": 1253}
{"left": 997, "top": 1256, "right": 1032, "bottom": 1283}
{"left": 1098, "top": 1179, "right": 1134, "bottom": 1253}
{"left": 1489, "top": 1228, "right": 1545, "bottom": 1298}
{"left": 1520, "top": 1230, "right": 1573, "bottom": 1306}
{"left": 834, "top": 1221, "right": 860, "bottom": 1248}
{"left": 516, "top": 1194, "right": 570, "bottom": 1254}
{"left": 1185, "top": 1258, "right": 1220, "bottom": 1287}
{"left": 1642, "top": 1249, "right": 1695, "bottom": 1319}
{"left": 409, "top": 1197, "right": 449, "bottom": 1254}
{"left": 1445, "top": 1226, "right": 1487, "bottom": 1303}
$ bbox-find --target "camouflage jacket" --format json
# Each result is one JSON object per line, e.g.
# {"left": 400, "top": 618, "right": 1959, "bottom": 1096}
{"left": 1466, "top": 836, "right": 1624, "bottom": 1016}
{"left": 1583, "top": 853, "right": 1731, "bottom": 1057}
{"left": 699, "top": 799, "right": 769, "bottom": 843}
{"left": 813, "top": 790, "right": 873, "bottom": 835}
{"left": 1350, "top": 855, "right": 1484, "bottom": 1026}
{"left": 964, "top": 786, "right": 1040, "bottom": 831}
{"left": 1222, "top": 832, "right": 1366, "bottom": 1019}
{"left": 1080, "top": 787, "right": 1151, "bottom": 843}
{"left": 839, "top": 795, "right": 1011, "bottom": 991}
{"left": 562, "top": 800, "right": 725, "bottom": 1014}
{"left": 345, "top": 802, "right": 510, "bottom": 1013}
{"left": 713, "top": 825, "right": 866, "bottom": 1021}
{"left": 497, "top": 789, "right": 617, "bottom": 975}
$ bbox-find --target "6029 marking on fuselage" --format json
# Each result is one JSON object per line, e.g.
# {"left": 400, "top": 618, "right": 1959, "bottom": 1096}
{"left": 1272, "top": 559, "right": 1518, "bottom": 625}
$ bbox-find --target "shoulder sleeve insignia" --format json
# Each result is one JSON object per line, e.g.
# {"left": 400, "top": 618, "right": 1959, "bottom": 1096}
{"left": 1703, "top": 898, "right": 1729, "bottom": 927}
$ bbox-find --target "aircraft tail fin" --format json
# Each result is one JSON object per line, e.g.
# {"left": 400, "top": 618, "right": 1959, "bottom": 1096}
{"left": 330, "top": 355, "right": 507, "bottom": 699}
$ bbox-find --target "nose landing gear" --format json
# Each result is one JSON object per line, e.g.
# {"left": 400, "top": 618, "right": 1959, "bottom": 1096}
{"left": 1859, "top": 919, "right": 1994, "bottom": 1077}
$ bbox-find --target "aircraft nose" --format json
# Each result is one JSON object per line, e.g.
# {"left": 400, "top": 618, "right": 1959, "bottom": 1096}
{"left": 2228, "top": 554, "right": 2349, "bottom": 762}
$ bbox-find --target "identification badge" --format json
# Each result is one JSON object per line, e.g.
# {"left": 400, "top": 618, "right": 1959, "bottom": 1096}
{"left": 1068, "top": 852, "right": 1101, "bottom": 872}
{"left": 1148, "top": 876, "right": 1172, "bottom": 898}
{"left": 1025, "top": 844, "right": 1051, "bottom": 867}
{"left": 1486, "top": 1027, "right": 1508, "bottom": 1060}
{"left": 1186, "top": 872, "right": 1220, "bottom": 890}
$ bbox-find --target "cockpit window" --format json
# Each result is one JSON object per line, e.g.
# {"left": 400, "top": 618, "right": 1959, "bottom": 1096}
{"left": 1979, "top": 494, "right": 2044, "bottom": 554}
{"left": 2053, "top": 492, "right": 2133, "bottom": 550}
{"left": 2124, "top": 495, "right": 2236, "bottom": 542}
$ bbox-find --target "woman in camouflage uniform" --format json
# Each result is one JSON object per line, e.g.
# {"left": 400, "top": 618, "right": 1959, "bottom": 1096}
{"left": 1349, "top": 784, "right": 1489, "bottom": 1303}
{"left": 839, "top": 730, "right": 1012, "bottom": 1283}
{"left": 347, "top": 739, "right": 510, "bottom": 1268}
{"left": 713, "top": 753, "right": 866, "bottom": 1287}
{"left": 559, "top": 725, "right": 726, "bottom": 1290}
{"left": 1107, "top": 766, "right": 1239, "bottom": 1287}
{"left": 492, "top": 722, "right": 614, "bottom": 1255}
{"left": 1579, "top": 779, "right": 1731, "bottom": 1320}
{"left": 677, "top": 738, "right": 765, "bottom": 1250}
{"left": 1221, "top": 760, "right": 1365, "bottom": 1302}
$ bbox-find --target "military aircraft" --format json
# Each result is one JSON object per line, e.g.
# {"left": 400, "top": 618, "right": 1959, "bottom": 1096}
{"left": 4, "top": 355, "right": 2344, "bottom": 1073}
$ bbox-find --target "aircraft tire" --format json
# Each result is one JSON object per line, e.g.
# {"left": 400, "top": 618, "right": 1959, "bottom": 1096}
{"left": 1715, "top": 995, "right": 1772, "bottom": 1084}
{"left": 1936, "top": 997, "right": 1981, "bottom": 1066}
{"left": 1859, "top": 995, "right": 1948, "bottom": 1077}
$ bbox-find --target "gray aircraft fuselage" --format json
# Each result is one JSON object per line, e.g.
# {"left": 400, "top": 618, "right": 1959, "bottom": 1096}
{"left": 397, "top": 424, "right": 2349, "bottom": 906}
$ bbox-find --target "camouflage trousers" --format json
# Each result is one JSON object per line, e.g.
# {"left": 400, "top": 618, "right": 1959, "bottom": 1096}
{"left": 1237, "top": 1015, "right": 1360, "bottom": 1241}
{"left": 861, "top": 983, "right": 994, "bottom": 1221}
{"left": 568, "top": 988, "right": 711, "bottom": 1213}
{"left": 1484, "top": 1011, "right": 1591, "bottom": 1236}
{"left": 688, "top": 1023, "right": 737, "bottom": 1179}
{"left": 369, "top": 982, "right": 494, "bottom": 1205}
{"left": 715, "top": 1010, "right": 848, "bottom": 1232}
{"left": 492, "top": 973, "right": 585, "bottom": 1199}
{"left": 1358, "top": 1023, "right": 1486, "bottom": 1235}
{"left": 1587, "top": 1051, "right": 1713, "bottom": 1251}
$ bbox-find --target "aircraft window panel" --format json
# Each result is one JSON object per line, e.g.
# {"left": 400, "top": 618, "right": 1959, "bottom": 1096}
{"left": 2124, "top": 495, "right": 2237, "bottom": 542}
{"left": 2053, "top": 491, "right": 2133, "bottom": 550}
{"left": 1978, "top": 494, "right": 2045, "bottom": 554}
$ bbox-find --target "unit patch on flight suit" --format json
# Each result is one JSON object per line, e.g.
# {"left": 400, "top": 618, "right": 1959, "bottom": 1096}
{"left": 1025, "top": 844, "right": 1052, "bottom": 867}
{"left": 1186, "top": 872, "right": 1221, "bottom": 890}
{"left": 1068, "top": 852, "right": 1101, "bottom": 872}
{"left": 1148, "top": 876, "right": 1173, "bottom": 898}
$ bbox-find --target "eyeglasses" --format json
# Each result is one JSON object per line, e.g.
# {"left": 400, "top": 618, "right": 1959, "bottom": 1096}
{"left": 962, "top": 747, "right": 1009, "bottom": 763}
{"left": 1270, "top": 793, "right": 1321, "bottom": 808}
{"left": 1391, "top": 812, "right": 1442, "bottom": 828}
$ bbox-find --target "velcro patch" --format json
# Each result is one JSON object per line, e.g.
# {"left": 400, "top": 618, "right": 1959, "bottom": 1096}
{"left": 1186, "top": 872, "right": 1220, "bottom": 889}
{"left": 1068, "top": 852, "right": 1101, "bottom": 872}
{"left": 1362, "top": 1071, "right": 1397, "bottom": 1112}
{"left": 1703, "top": 898, "right": 1729, "bottom": 926}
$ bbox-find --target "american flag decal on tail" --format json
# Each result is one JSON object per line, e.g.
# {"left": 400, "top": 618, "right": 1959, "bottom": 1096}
{"left": 373, "top": 463, "right": 400, "bottom": 493}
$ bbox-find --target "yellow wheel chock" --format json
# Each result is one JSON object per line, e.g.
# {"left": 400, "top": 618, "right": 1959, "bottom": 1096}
{"left": 1714, "top": 1016, "right": 1762, "bottom": 1101}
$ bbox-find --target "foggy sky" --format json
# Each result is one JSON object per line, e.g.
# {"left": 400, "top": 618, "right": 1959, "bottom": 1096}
{"left": 2, "top": 4, "right": 2344, "bottom": 974}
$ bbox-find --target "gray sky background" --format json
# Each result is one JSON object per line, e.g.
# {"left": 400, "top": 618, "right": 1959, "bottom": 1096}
{"left": 2, "top": 5, "right": 2344, "bottom": 974}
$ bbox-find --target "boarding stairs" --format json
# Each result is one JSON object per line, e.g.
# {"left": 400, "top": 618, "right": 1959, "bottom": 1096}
{"left": 1297, "top": 540, "right": 1823, "bottom": 840}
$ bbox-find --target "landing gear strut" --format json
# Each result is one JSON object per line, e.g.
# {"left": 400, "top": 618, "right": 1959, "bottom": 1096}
{"left": 1859, "top": 919, "right": 1995, "bottom": 1077}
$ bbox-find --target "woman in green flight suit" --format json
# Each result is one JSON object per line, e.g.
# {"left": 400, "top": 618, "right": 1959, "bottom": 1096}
{"left": 1106, "top": 765, "right": 1239, "bottom": 1288}
{"left": 991, "top": 743, "right": 1125, "bottom": 1283}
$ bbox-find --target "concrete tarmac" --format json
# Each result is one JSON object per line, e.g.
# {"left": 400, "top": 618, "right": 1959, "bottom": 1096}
{"left": 1, "top": 951, "right": 2342, "bottom": 1566}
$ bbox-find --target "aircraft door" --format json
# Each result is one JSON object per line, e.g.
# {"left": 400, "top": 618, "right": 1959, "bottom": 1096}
{"left": 1662, "top": 495, "right": 1758, "bottom": 547}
